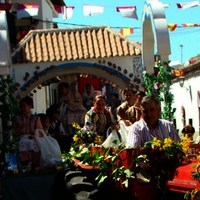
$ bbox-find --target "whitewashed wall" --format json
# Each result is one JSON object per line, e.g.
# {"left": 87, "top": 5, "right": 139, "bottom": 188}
{"left": 171, "top": 73, "right": 200, "bottom": 138}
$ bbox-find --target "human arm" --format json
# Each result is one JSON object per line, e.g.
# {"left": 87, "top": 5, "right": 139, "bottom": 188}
{"left": 13, "top": 116, "right": 24, "bottom": 136}
{"left": 35, "top": 116, "right": 43, "bottom": 129}
{"left": 117, "top": 104, "right": 132, "bottom": 126}
{"left": 168, "top": 122, "right": 181, "bottom": 142}
{"left": 59, "top": 122, "right": 66, "bottom": 135}
{"left": 126, "top": 122, "right": 141, "bottom": 148}
{"left": 84, "top": 110, "right": 98, "bottom": 132}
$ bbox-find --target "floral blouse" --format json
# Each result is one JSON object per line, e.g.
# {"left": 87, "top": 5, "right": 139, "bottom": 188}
{"left": 85, "top": 107, "right": 113, "bottom": 139}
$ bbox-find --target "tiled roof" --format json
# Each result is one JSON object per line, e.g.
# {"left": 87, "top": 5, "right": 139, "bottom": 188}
{"left": 11, "top": 26, "right": 141, "bottom": 64}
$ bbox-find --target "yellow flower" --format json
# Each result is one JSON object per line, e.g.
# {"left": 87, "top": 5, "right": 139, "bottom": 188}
{"left": 162, "top": 138, "right": 173, "bottom": 150}
{"left": 72, "top": 122, "right": 81, "bottom": 130}
{"left": 180, "top": 135, "right": 193, "bottom": 153}
{"left": 73, "top": 134, "right": 79, "bottom": 142}
{"left": 152, "top": 137, "right": 162, "bottom": 148}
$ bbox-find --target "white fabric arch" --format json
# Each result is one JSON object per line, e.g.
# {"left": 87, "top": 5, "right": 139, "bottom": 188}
{"left": 142, "top": 0, "right": 171, "bottom": 73}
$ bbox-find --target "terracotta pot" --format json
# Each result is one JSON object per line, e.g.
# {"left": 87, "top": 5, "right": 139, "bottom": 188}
{"left": 90, "top": 146, "right": 103, "bottom": 156}
{"left": 117, "top": 149, "right": 136, "bottom": 169}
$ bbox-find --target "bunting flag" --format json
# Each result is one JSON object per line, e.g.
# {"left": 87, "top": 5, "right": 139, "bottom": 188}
{"left": 116, "top": 6, "right": 138, "bottom": 20}
{"left": 54, "top": 5, "right": 63, "bottom": 13}
{"left": 16, "top": 4, "right": 39, "bottom": 19}
{"left": 0, "top": 3, "right": 11, "bottom": 11}
{"left": 61, "top": 6, "right": 74, "bottom": 20}
{"left": 163, "top": 4, "right": 170, "bottom": 8}
{"left": 119, "top": 28, "right": 134, "bottom": 36}
{"left": 83, "top": 4, "right": 104, "bottom": 16}
{"left": 189, "top": 58, "right": 196, "bottom": 64}
{"left": 182, "top": 23, "right": 200, "bottom": 27}
{"left": 177, "top": 1, "right": 200, "bottom": 9}
{"left": 168, "top": 24, "right": 177, "bottom": 31}
{"left": 173, "top": 70, "right": 184, "bottom": 77}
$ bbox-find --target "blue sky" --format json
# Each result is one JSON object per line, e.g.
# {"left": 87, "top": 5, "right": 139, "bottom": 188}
{"left": 54, "top": 0, "right": 200, "bottom": 64}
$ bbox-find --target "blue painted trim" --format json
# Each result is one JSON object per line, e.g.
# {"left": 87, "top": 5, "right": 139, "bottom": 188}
{"left": 18, "top": 62, "right": 130, "bottom": 92}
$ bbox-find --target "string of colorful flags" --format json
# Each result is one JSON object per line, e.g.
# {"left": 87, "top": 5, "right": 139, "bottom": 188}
{"left": 1, "top": 2, "right": 200, "bottom": 36}
{"left": 1, "top": 1, "right": 200, "bottom": 19}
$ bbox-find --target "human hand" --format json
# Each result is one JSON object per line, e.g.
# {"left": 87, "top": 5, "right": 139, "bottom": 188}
{"left": 111, "top": 123, "right": 120, "bottom": 130}
{"left": 38, "top": 130, "right": 44, "bottom": 137}
{"left": 124, "top": 120, "right": 132, "bottom": 126}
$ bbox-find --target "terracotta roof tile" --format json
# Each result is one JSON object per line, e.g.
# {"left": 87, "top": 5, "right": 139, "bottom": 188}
{"left": 11, "top": 26, "right": 141, "bottom": 64}
{"left": 41, "top": 33, "right": 49, "bottom": 62}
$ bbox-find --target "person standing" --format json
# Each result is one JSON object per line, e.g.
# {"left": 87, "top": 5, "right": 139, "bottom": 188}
{"left": 126, "top": 95, "right": 180, "bottom": 148}
{"left": 58, "top": 82, "right": 87, "bottom": 135}
{"left": 125, "top": 90, "right": 146, "bottom": 124}
{"left": 84, "top": 94, "right": 116, "bottom": 142}
{"left": 82, "top": 83, "right": 96, "bottom": 110}
{"left": 13, "top": 96, "right": 43, "bottom": 166}
{"left": 46, "top": 104, "right": 71, "bottom": 153}
{"left": 117, "top": 87, "right": 136, "bottom": 126}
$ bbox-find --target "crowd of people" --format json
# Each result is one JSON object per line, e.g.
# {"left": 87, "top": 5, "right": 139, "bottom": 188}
{"left": 11, "top": 81, "right": 196, "bottom": 168}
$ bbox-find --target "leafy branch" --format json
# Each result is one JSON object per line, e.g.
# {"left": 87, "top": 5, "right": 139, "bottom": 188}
{"left": 142, "top": 61, "right": 176, "bottom": 121}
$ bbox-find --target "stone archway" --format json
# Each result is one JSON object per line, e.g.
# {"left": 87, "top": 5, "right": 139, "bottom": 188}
{"left": 16, "top": 62, "right": 131, "bottom": 99}
{"left": 142, "top": 0, "right": 171, "bottom": 73}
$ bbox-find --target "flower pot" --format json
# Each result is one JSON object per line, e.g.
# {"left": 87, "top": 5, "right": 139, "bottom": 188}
{"left": 117, "top": 148, "right": 136, "bottom": 169}
{"left": 90, "top": 146, "right": 103, "bottom": 156}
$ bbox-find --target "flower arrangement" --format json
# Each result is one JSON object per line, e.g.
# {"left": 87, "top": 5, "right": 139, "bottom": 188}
{"left": 69, "top": 122, "right": 104, "bottom": 165}
{"left": 72, "top": 122, "right": 102, "bottom": 148}
{"left": 134, "top": 136, "right": 191, "bottom": 187}
{"left": 184, "top": 156, "right": 200, "bottom": 200}
{"left": 67, "top": 128, "right": 191, "bottom": 190}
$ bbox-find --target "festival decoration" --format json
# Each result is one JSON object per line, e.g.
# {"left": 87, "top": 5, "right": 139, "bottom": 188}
{"left": 16, "top": 4, "right": 39, "bottom": 19}
{"left": 83, "top": 4, "right": 104, "bottom": 16}
{"left": 168, "top": 24, "right": 177, "bottom": 31}
{"left": 116, "top": 6, "right": 138, "bottom": 20}
{"left": 119, "top": 28, "right": 134, "bottom": 36}
{"left": 177, "top": 1, "right": 200, "bottom": 9}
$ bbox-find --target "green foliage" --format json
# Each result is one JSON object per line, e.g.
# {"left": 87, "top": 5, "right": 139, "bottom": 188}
{"left": 0, "top": 75, "right": 19, "bottom": 152}
{"left": 142, "top": 61, "right": 176, "bottom": 121}
{"left": 184, "top": 163, "right": 200, "bottom": 200}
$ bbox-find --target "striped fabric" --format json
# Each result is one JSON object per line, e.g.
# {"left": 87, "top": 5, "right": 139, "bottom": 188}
{"left": 126, "top": 118, "right": 180, "bottom": 148}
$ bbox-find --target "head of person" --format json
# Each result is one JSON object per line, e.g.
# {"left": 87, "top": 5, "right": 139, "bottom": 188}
{"left": 19, "top": 96, "right": 33, "bottom": 114}
{"left": 140, "top": 96, "right": 161, "bottom": 128}
{"left": 85, "top": 83, "right": 93, "bottom": 94}
{"left": 135, "top": 91, "right": 146, "bottom": 104}
{"left": 37, "top": 113, "right": 50, "bottom": 131}
{"left": 93, "top": 94, "right": 107, "bottom": 113}
{"left": 123, "top": 87, "right": 136, "bottom": 103}
{"left": 46, "top": 104, "right": 60, "bottom": 122}
{"left": 58, "top": 82, "right": 69, "bottom": 96}
{"left": 182, "top": 125, "right": 195, "bottom": 139}
{"left": 110, "top": 92, "right": 119, "bottom": 107}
